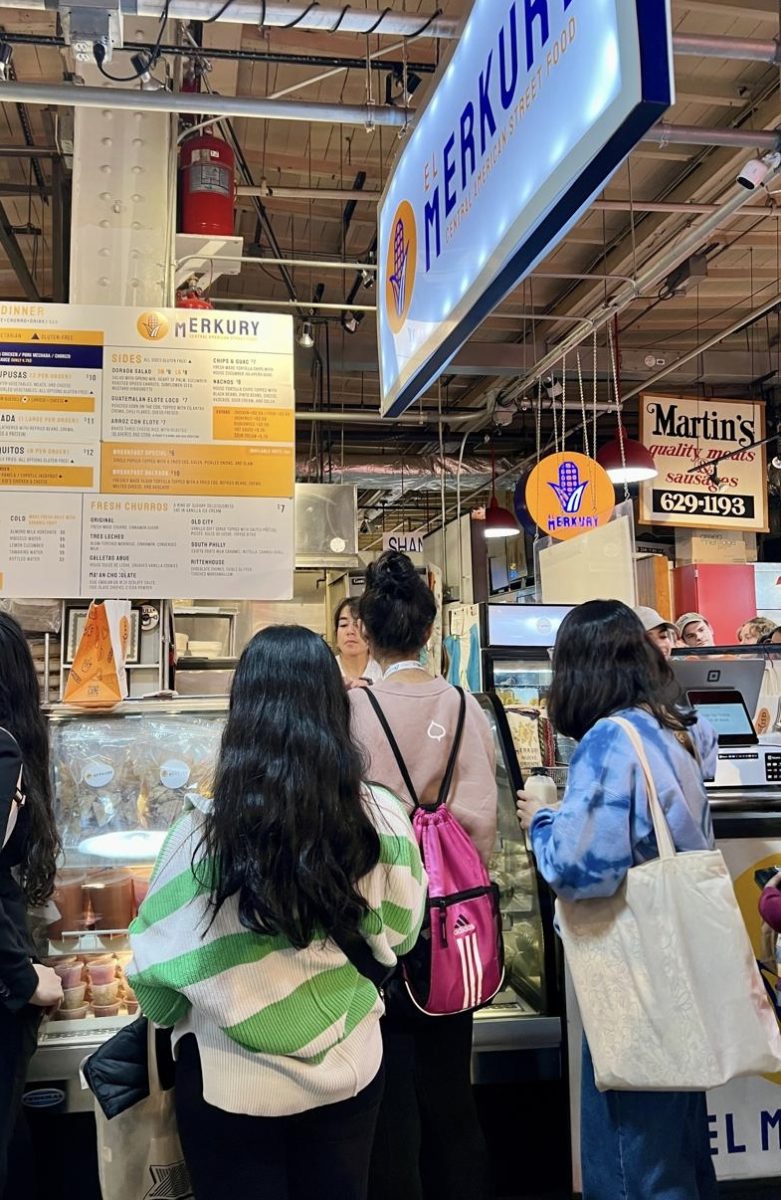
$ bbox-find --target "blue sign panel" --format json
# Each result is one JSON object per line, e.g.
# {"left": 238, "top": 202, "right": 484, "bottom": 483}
{"left": 378, "top": 0, "right": 673, "bottom": 417}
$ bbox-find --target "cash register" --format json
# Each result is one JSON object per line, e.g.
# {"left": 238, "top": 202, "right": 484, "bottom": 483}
{"left": 672, "top": 657, "right": 781, "bottom": 789}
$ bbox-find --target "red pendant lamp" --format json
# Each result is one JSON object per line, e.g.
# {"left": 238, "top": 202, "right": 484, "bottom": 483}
{"left": 596, "top": 424, "right": 658, "bottom": 484}
{"left": 484, "top": 446, "right": 519, "bottom": 539}
{"left": 596, "top": 317, "right": 658, "bottom": 485}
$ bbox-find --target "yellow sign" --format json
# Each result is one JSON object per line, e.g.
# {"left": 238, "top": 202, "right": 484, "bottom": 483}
{"left": 101, "top": 442, "right": 294, "bottom": 498}
{"left": 525, "top": 451, "right": 615, "bottom": 540}
{"left": 385, "top": 200, "right": 417, "bottom": 335}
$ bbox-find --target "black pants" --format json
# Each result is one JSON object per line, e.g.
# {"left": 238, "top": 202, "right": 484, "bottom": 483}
{"left": 0, "top": 1004, "right": 40, "bottom": 1199}
{"left": 175, "top": 1034, "right": 384, "bottom": 1200}
{"left": 368, "top": 1009, "right": 491, "bottom": 1200}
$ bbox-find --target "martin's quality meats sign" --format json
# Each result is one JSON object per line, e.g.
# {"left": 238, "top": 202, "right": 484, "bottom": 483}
{"left": 639, "top": 394, "right": 767, "bottom": 533}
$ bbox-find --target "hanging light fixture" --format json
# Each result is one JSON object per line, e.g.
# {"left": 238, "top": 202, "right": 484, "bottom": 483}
{"left": 596, "top": 424, "right": 658, "bottom": 484}
{"left": 597, "top": 317, "right": 658, "bottom": 485}
{"left": 484, "top": 447, "right": 519, "bottom": 538}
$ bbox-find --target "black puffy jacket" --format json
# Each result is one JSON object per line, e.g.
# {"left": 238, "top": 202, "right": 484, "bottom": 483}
{"left": 84, "top": 1017, "right": 175, "bottom": 1119}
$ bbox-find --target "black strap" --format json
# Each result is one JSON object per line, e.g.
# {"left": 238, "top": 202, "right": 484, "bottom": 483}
{"left": 364, "top": 688, "right": 420, "bottom": 806}
{"left": 331, "top": 927, "right": 395, "bottom": 992}
{"left": 363, "top": 686, "right": 467, "bottom": 811}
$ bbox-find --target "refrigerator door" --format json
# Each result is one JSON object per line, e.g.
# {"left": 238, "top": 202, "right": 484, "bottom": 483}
{"left": 475, "top": 694, "right": 557, "bottom": 1018}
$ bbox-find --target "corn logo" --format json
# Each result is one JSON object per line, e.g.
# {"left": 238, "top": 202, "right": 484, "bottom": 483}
{"left": 136, "top": 311, "right": 170, "bottom": 341}
{"left": 118, "top": 614, "right": 130, "bottom": 659}
{"left": 385, "top": 201, "right": 417, "bottom": 334}
{"left": 525, "top": 451, "right": 615, "bottom": 541}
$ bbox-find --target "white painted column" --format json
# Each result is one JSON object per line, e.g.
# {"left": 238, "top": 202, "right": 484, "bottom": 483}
{"left": 69, "top": 100, "right": 172, "bottom": 306}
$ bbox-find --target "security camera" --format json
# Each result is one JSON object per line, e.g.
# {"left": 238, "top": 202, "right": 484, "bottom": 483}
{"left": 737, "top": 151, "right": 781, "bottom": 190}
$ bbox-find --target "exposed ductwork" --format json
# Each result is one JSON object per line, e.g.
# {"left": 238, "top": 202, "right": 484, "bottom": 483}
{"left": 296, "top": 457, "right": 509, "bottom": 494}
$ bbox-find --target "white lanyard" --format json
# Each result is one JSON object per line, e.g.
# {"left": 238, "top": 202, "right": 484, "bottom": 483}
{"left": 382, "top": 660, "right": 423, "bottom": 680}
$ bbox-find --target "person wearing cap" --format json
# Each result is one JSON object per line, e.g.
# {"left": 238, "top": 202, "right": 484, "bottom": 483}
{"left": 677, "top": 613, "right": 715, "bottom": 648}
{"left": 634, "top": 607, "right": 677, "bottom": 660}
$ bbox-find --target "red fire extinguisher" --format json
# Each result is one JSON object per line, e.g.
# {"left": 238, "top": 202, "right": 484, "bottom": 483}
{"left": 176, "top": 282, "right": 213, "bottom": 309}
{"left": 179, "top": 132, "right": 235, "bottom": 237}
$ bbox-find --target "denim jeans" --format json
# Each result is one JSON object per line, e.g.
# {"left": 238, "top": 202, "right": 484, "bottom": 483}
{"left": 580, "top": 1040, "right": 719, "bottom": 1200}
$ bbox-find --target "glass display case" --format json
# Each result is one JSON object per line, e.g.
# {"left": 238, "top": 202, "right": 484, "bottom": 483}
{"left": 481, "top": 604, "right": 575, "bottom": 782}
{"left": 32, "top": 689, "right": 561, "bottom": 1100}
{"left": 32, "top": 699, "right": 227, "bottom": 1108}
{"left": 474, "top": 693, "right": 559, "bottom": 1043}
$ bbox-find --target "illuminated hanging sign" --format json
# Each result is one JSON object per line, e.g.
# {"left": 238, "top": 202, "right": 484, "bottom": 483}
{"left": 378, "top": 0, "right": 674, "bottom": 417}
{"left": 525, "top": 451, "right": 615, "bottom": 540}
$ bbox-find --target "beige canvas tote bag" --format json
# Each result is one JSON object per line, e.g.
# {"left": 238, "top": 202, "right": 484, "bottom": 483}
{"left": 557, "top": 715, "right": 781, "bottom": 1092}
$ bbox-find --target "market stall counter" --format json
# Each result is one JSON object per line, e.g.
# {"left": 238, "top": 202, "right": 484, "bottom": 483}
{"left": 29, "top": 691, "right": 562, "bottom": 1113}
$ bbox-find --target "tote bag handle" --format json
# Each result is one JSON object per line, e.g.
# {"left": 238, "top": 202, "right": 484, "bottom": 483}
{"left": 609, "top": 717, "right": 676, "bottom": 860}
{"left": 146, "top": 1019, "right": 163, "bottom": 1097}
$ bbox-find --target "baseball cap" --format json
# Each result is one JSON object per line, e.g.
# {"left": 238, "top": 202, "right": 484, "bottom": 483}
{"left": 634, "top": 606, "right": 676, "bottom": 634}
{"left": 676, "top": 612, "right": 708, "bottom": 637}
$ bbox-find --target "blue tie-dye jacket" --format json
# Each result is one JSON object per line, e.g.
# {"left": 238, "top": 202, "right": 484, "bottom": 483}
{"left": 530, "top": 707, "right": 718, "bottom": 901}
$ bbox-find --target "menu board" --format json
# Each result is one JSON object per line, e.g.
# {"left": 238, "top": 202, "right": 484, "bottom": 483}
{"left": 0, "top": 304, "right": 295, "bottom": 599}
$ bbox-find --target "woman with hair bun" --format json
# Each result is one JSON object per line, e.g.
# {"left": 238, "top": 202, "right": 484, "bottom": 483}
{"left": 350, "top": 551, "right": 497, "bottom": 1200}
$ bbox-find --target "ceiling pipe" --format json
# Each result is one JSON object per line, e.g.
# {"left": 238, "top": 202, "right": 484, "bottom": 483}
{"left": 513, "top": 172, "right": 781, "bottom": 398}
{"left": 0, "top": 81, "right": 408, "bottom": 126}
{"left": 211, "top": 296, "right": 377, "bottom": 313}
{"left": 645, "top": 124, "right": 781, "bottom": 150}
{"left": 15, "top": 0, "right": 460, "bottom": 35}
{"left": 179, "top": 254, "right": 377, "bottom": 272}
{"left": 621, "top": 288, "right": 781, "bottom": 403}
{"left": 1, "top": 32, "right": 436, "bottom": 75}
{"left": 0, "top": 83, "right": 774, "bottom": 149}
{"left": 239, "top": 185, "right": 781, "bottom": 220}
{"left": 296, "top": 410, "right": 478, "bottom": 426}
{"left": 672, "top": 33, "right": 780, "bottom": 64}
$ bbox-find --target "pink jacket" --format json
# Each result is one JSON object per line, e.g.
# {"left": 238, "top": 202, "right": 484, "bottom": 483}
{"left": 349, "top": 677, "right": 498, "bottom": 866}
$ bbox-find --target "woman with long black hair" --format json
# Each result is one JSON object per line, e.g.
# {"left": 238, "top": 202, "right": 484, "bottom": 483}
{"left": 128, "top": 625, "right": 426, "bottom": 1200}
{"left": 0, "top": 613, "right": 62, "bottom": 1198}
{"left": 517, "top": 600, "right": 719, "bottom": 1200}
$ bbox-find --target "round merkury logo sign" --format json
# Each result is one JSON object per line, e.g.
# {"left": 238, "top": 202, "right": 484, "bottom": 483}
{"left": 136, "top": 311, "right": 170, "bottom": 341}
{"left": 525, "top": 452, "right": 616, "bottom": 541}
{"left": 385, "top": 200, "right": 417, "bottom": 334}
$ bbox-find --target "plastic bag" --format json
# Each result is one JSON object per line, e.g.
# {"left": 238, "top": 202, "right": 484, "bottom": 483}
{"left": 93, "top": 1022, "right": 193, "bottom": 1200}
{"left": 0, "top": 598, "right": 61, "bottom": 633}
{"left": 136, "top": 716, "right": 223, "bottom": 830}
{"left": 52, "top": 719, "right": 141, "bottom": 845}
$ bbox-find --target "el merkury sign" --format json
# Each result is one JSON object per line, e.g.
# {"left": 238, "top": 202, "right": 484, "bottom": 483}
{"left": 378, "top": 0, "right": 674, "bottom": 417}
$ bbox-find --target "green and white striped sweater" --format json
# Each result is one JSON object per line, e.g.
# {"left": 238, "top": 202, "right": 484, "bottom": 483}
{"left": 126, "top": 784, "right": 426, "bottom": 1116}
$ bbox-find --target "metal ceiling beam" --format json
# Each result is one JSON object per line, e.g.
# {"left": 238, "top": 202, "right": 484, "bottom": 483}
{"left": 0, "top": 201, "right": 39, "bottom": 300}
